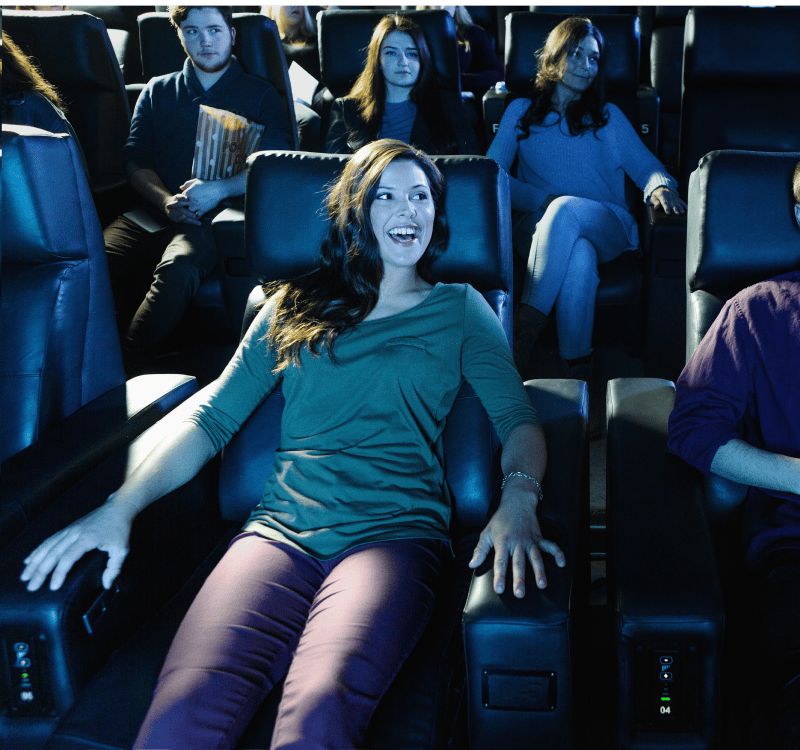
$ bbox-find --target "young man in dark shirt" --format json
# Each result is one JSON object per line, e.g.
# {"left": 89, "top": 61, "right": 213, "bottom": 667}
{"left": 105, "top": 5, "right": 292, "bottom": 375}
{"left": 668, "top": 162, "right": 800, "bottom": 748}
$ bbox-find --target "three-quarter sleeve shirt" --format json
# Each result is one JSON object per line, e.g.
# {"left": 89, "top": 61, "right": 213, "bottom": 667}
{"left": 668, "top": 272, "right": 800, "bottom": 569}
{"left": 187, "top": 283, "right": 541, "bottom": 559}
{"left": 486, "top": 99, "right": 677, "bottom": 252}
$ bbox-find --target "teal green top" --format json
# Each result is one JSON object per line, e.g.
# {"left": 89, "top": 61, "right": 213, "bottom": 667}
{"left": 188, "top": 283, "right": 541, "bottom": 559}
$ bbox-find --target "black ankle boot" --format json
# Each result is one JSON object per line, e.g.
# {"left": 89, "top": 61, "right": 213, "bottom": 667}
{"left": 513, "top": 304, "right": 549, "bottom": 375}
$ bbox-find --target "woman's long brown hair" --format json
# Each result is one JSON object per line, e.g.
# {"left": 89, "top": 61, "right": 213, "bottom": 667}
{"left": 516, "top": 16, "right": 609, "bottom": 142}
{"left": 347, "top": 14, "right": 457, "bottom": 154}
{"left": 262, "top": 139, "right": 449, "bottom": 372}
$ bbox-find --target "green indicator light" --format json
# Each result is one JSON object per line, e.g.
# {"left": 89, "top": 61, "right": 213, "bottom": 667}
{"left": 661, "top": 697, "right": 670, "bottom": 701}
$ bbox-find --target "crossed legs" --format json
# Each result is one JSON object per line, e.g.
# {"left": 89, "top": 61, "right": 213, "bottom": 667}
{"left": 514, "top": 196, "right": 631, "bottom": 361}
{"left": 134, "top": 533, "right": 445, "bottom": 750}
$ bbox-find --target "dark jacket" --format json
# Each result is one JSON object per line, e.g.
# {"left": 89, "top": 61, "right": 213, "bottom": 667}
{"left": 325, "top": 90, "right": 479, "bottom": 155}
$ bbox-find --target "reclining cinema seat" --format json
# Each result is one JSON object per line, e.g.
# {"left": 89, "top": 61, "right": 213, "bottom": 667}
{"left": 642, "top": 6, "right": 800, "bottom": 380}
{"left": 134, "top": 11, "right": 299, "bottom": 356}
{"left": 3, "top": 10, "right": 132, "bottom": 227}
{"left": 29, "top": 151, "right": 589, "bottom": 750}
{"left": 0, "top": 126, "right": 197, "bottom": 552}
{"left": 488, "top": 11, "right": 651, "bottom": 348}
{"left": 607, "top": 150, "right": 800, "bottom": 750}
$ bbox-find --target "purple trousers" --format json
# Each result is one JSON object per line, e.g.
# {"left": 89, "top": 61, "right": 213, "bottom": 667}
{"left": 134, "top": 533, "right": 446, "bottom": 750}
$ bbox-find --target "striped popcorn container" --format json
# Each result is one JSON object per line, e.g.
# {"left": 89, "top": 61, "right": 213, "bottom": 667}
{"left": 191, "top": 105, "right": 266, "bottom": 181}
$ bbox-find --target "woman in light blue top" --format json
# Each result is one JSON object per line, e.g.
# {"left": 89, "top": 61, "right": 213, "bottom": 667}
{"left": 487, "top": 16, "right": 685, "bottom": 379}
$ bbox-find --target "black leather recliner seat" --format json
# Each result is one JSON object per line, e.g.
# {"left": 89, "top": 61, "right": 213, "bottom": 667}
{"left": 0, "top": 125, "right": 206, "bottom": 749}
{"left": 485, "top": 11, "right": 652, "bottom": 349}
{"left": 0, "top": 125, "right": 197, "bottom": 553}
{"left": 3, "top": 10, "right": 132, "bottom": 226}
{"left": 1, "top": 151, "right": 589, "bottom": 750}
{"left": 607, "top": 149, "right": 800, "bottom": 750}
{"left": 641, "top": 6, "right": 800, "bottom": 380}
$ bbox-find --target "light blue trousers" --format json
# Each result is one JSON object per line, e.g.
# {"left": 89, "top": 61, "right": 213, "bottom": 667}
{"left": 513, "top": 196, "right": 631, "bottom": 360}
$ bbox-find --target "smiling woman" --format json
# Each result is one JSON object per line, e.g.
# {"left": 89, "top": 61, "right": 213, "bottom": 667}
{"left": 21, "top": 139, "right": 562, "bottom": 748}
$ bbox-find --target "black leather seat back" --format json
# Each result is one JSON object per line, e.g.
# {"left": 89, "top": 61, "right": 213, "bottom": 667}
{"left": 686, "top": 150, "right": 800, "bottom": 356}
{"left": 70, "top": 5, "right": 152, "bottom": 85}
{"left": 219, "top": 151, "right": 514, "bottom": 530}
{"left": 505, "top": 12, "right": 640, "bottom": 116}
{"left": 137, "top": 12, "right": 299, "bottom": 149}
{"left": 3, "top": 10, "right": 131, "bottom": 193}
{"left": 686, "top": 149, "right": 800, "bottom": 521}
{"left": 318, "top": 8, "right": 461, "bottom": 99}
{"left": 648, "top": 6, "right": 690, "bottom": 173}
{"left": 679, "top": 7, "right": 800, "bottom": 188}
{"left": 0, "top": 126, "right": 125, "bottom": 463}
{"left": 244, "top": 152, "right": 513, "bottom": 337}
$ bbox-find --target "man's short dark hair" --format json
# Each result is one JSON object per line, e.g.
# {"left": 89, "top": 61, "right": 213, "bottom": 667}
{"left": 793, "top": 162, "right": 800, "bottom": 205}
{"left": 169, "top": 6, "right": 234, "bottom": 30}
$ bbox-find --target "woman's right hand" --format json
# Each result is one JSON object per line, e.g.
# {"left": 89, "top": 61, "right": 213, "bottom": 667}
{"left": 20, "top": 497, "right": 135, "bottom": 592}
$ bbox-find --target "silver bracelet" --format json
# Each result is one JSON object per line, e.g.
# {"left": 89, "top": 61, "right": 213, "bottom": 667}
{"left": 501, "top": 471, "right": 543, "bottom": 501}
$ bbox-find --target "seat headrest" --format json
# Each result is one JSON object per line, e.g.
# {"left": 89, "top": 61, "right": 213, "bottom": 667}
{"left": 684, "top": 7, "right": 800, "bottom": 85}
{"left": 3, "top": 10, "right": 125, "bottom": 91}
{"left": 244, "top": 151, "right": 512, "bottom": 295}
{"left": 318, "top": 9, "right": 460, "bottom": 98}
{"left": 652, "top": 6, "right": 690, "bottom": 27}
{"left": 140, "top": 12, "right": 284, "bottom": 84}
{"left": 505, "top": 12, "right": 640, "bottom": 95}
{"left": 2, "top": 126, "right": 97, "bottom": 265}
{"left": 687, "top": 150, "right": 800, "bottom": 293}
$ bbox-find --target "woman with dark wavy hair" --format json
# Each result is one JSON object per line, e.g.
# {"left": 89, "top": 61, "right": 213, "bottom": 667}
{"left": 22, "top": 139, "right": 563, "bottom": 749}
{"left": 326, "top": 14, "right": 478, "bottom": 155}
{"left": 488, "top": 16, "right": 685, "bottom": 389}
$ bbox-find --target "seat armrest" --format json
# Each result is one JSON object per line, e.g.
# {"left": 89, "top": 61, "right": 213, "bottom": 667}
{"left": 641, "top": 207, "right": 689, "bottom": 379}
{"left": 0, "top": 409, "right": 224, "bottom": 736}
{"left": 463, "top": 379, "right": 588, "bottom": 750}
{"left": 606, "top": 378, "right": 723, "bottom": 748}
{"left": 636, "top": 85, "right": 660, "bottom": 156}
{"left": 482, "top": 87, "right": 508, "bottom": 151}
{"left": 0, "top": 374, "right": 197, "bottom": 550}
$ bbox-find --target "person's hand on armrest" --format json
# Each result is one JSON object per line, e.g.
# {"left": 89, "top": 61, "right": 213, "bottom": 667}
{"left": 469, "top": 424, "right": 566, "bottom": 597}
{"left": 21, "top": 496, "right": 137, "bottom": 592}
{"left": 649, "top": 186, "right": 687, "bottom": 215}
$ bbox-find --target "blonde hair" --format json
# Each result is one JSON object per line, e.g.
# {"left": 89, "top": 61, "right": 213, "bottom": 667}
{"left": 262, "top": 5, "right": 315, "bottom": 44}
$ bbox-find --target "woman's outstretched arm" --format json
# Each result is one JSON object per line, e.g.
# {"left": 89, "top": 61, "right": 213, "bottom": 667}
{"left": 21, "top": 420, "right": 216, "bottom": 592}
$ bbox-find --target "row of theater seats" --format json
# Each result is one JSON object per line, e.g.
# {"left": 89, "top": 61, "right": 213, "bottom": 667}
{"left": 4, "top": 126, "right": 798, "bottom": 750}
{"left": 5, "top": 7, "right": 800, "bottom": 382}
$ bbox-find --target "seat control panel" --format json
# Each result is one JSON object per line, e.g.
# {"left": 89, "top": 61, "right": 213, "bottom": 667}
{"left": 652, "top": 651, "right": 679, "bottom": 724}
{"left": 2, "top": 634, "right": 53, "bottom": 716}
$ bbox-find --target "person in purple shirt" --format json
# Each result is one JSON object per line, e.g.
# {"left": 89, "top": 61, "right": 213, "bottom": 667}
{"left": 668, "top": 162, "right": 800, "bottom": 748}
{"left": 104, "top": 5, "right": 292, "bottom": 376}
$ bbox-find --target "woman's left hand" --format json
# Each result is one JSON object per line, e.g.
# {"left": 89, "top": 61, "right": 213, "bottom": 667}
{"left": 469, "top": 481, "right": 565, "bottom": 598}
{"left": 650, "top": 186, "right": 687, "bottom": 215}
